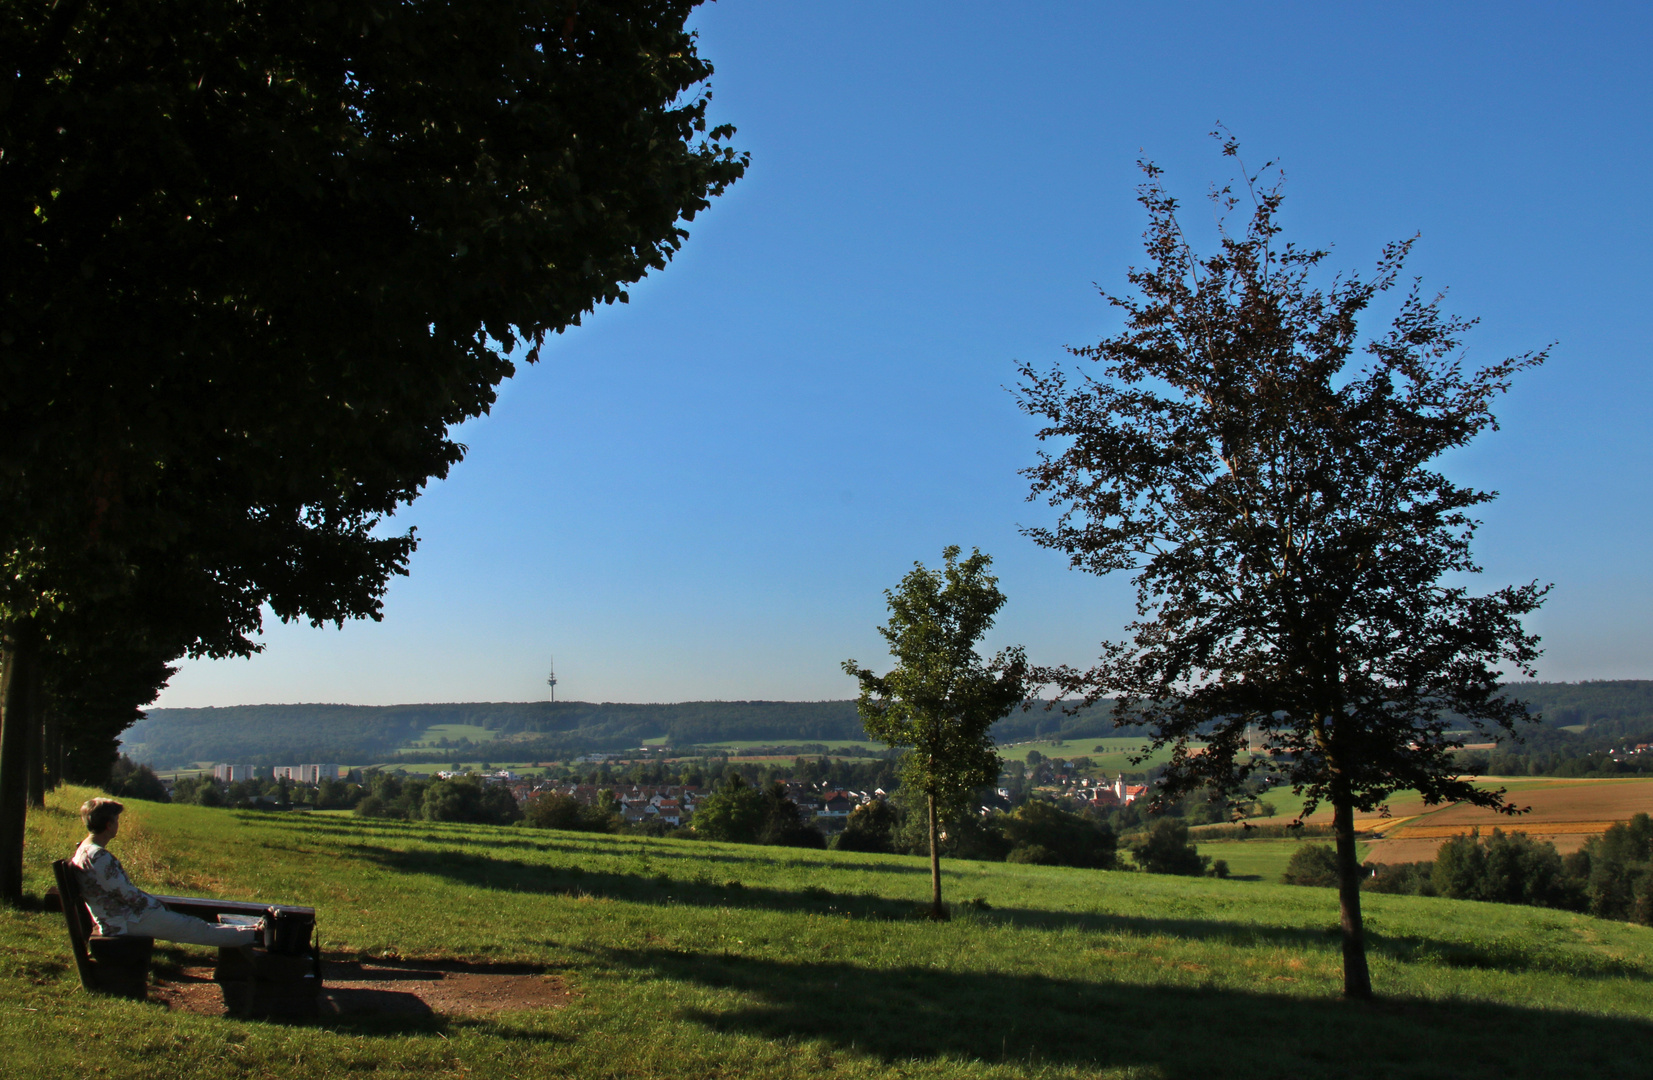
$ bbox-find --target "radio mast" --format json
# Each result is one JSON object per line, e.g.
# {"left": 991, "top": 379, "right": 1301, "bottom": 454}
{"left": 547, "top": 657, "right": 559, "bottom": 703}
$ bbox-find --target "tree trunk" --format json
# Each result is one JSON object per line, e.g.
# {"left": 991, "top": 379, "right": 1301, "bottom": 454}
{"left": 0, "top": 625, "right": 41, "bottom": 905}
{"left": 42, "top": 704, "right": 61, "bottom": 792}
{"left": 926, "top": 791, "right": 946, "bottom": 920}
{"left": 25, "top": 683, "right": 45, "bottom": 809}
{"left": 1333, "top": 798, "right": 1373, "bottom": 999}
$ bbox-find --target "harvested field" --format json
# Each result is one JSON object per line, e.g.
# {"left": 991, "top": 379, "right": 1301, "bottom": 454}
{"left": 1364, "top": 832, "right": 1595, "bottom": 864}
{"left": 1397, "top": 778, "right": 1653, "bottom": 832}
{"left": 1356, "top": 777, "right": 1653, "bottom": 864}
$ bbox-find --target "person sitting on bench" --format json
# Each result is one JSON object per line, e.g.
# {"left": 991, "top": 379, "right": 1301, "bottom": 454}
{"left": 69, "top": 797, "right": 263, "bottom": 948}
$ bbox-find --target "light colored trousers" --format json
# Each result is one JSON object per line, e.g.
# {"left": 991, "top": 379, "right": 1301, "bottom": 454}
{"left": 124, "top": 906, "right": 260, "bottom": 947}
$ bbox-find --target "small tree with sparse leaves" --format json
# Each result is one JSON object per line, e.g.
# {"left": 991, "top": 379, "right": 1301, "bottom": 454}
{"left": 843, "top": 547, "right": 1027, "bottom": 919}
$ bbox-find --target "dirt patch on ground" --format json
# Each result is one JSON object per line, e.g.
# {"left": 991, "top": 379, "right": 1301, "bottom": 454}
{"left": 150, "top": 958, "right": 570, "bottom": 1019}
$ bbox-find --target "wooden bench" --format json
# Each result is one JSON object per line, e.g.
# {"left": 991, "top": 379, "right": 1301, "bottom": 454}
{"left": 51, "top": 860, "right": 323, "bottom": 1014}
{"left": 50, "top": 859, "right": 154, "bottom": 999}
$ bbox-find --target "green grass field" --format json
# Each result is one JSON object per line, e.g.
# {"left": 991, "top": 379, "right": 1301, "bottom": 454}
{"left": 5, "top": 786, "right": 1652, "bottom": 1079}
{"left": 394, "top": 723, "right": 501, "bottom": 753}
{"left": 998, "top": 737, "right": 1178, "bottom": 773}
{"left": 667, "top": 739, "right": 887, "bottom": 756}
{"left": 381, "top": 761, "right": 551, "bottom": 776}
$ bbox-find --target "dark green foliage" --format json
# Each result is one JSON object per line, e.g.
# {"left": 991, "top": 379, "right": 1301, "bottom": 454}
{"left": 1016, "top": 140, "right": 1546, "bottom": 998}
{"left": 834, "top": 799, "right": 899, "bottom": 854}
{"left": 125, "top": 700, "right": 881, "bottom": 767}
{"left": 999, "top": 800, "right": 1117, "bottom": 869}
{"left": 1282, "top": 844, "right": 1341, "bottom": 887}
{"left": 523, "top": 792, "right": 584, "bottom": 830}
{"left": 1365, "top": 861, "right": 1437, "bottom": 896}
{"left": 693, "top": 773, "right": 769, "bottom": 844}
{"left": 0, "top": 0, "right": 746, "bottom": 902}
{"left": 354, "top": 774, "right": 431, "bottom": 820}
{"left": 845, "top": 546, "right": 1028, "bottom": 918}
{"left": 1432, "top": 829, "right": 1578, "bottom": 908}
{"left": 313, "top": 777, "right": 360, "bottom": 810}
{"left": 1131, "top": 819, "right": 1210, "bottom": 876}
{"left": 523, "top": 791, "right": 620, "bottom": 833}
{"left": 1360, "top": 821, "right": 1653, "bottom": 925}
{"left": 104, "top": 755, "right": 168, "bottom": 803}
{"left": 415, "top": 778, "right": 521, "bottom": 826}
{"left": 1568, "top": 814, "right": 1653, "bottom": 923}
{"left": 759, "top": 784, "right": 826, "bottom": 849}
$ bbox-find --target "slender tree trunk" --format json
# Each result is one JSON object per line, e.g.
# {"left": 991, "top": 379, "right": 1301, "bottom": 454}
{"left": 926, "top": 791, "right": 946, "bottom": 920}
{"left": 0, "top": 624, "right": 41, "bottom": 905}
{"left": 25, "top": 685, "right": 45, "bottom": 809}
{"left": 1333, "top": 797, "right": 1373, "bottom": 999}
{"left": 42, "top": 705, "right": 61, "bottom": 791}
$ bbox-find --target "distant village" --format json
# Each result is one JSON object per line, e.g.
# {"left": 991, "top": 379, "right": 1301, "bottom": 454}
{"left": 189, "top": 754, "right": 1151, "bottom": 831}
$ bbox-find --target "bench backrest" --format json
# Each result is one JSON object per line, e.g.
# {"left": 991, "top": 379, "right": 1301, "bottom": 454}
{"left": 50, "top": 859, "right": 97, "bottom": 990}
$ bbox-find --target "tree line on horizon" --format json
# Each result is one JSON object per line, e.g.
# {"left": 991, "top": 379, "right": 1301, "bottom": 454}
{"left": 117, "top": 680, "right": 1653, "bottom": 775}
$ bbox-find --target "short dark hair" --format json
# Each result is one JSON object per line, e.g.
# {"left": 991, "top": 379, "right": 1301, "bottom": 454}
{"left": 80, "top": 798, "right": 125, "bottom": 834}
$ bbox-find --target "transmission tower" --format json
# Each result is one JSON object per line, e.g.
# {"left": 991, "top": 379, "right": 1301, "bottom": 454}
{"left": 547, "top": 657, "right": 559, "bottom": 703}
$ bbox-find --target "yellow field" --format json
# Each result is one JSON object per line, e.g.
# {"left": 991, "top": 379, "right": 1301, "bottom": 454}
{"left": 1358, "top": 776, "right": 1653, "bottom": 864}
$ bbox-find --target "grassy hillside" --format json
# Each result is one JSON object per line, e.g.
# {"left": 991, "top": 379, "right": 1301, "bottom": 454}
{"left": 6, "top": 788, "right": 1652, "bottom": 1079}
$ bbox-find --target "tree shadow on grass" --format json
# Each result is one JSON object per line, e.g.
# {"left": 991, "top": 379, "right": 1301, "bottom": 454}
{"left": 354, "top": 845, "right": 1650, "bottom": 982}
{"left": 591, "top": 945, "right": 1653, "bottom": 1080}
{"left": 251, "top": 816, "right": 933, "bottom": 877}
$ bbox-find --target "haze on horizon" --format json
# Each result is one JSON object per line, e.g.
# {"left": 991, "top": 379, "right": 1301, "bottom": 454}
{"left": 159, "top": 3, "right": 1653, "bottom": 710}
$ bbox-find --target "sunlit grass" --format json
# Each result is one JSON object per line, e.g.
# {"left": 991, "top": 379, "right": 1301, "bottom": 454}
{"left": 4, "top": 786, "right": 1651, "bottom": 1079}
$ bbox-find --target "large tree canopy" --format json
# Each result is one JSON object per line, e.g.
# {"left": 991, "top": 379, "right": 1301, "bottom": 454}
{"left": 0, "top": 0, "right": 746, "bottom": 900}
{"left": 1016, "top": 140, "right": 1546, "bottom": 998}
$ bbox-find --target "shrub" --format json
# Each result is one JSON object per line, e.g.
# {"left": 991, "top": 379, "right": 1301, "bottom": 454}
{"left": 1570, "top": 814, "right": 1653, "bottom": 923}
{"left": 1131, "top": 819, "right": 1209, "bottom": 876}
{"left": 1433, "top": 829, "right": 1578, "bottom": 908}
{"left": 1001, "top": 800, "right": 1117, "bottom": 869}
{"left": 693, "top": 773, "right": 768, "bottom": 843}
{"left": 1365, "top": 861, "right": 1435, "bottom": 896}
{"left": 106, "top": 755, "right": 169, "bottom": 803}
{"left": 1006, "top": 844, "right": 1056, "bottom": 865}
{"left": 835, "top": 799, "right": 899, "bottom": 854}
{"left": 1281, "top": 844, "right": 1341, "bottom": 887}
{"left": 523, "top": 792, "right": 586, "bottom": 831}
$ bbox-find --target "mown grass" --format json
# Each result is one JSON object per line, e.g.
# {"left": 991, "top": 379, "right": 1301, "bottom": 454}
{"left": 5, "top": 787, "right": 1653, "bottom": 1079}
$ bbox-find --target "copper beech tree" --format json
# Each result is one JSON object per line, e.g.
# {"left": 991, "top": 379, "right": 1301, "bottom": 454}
{"left": 844, "top": 547, "right": 1028, "bottom": 920}
{"left": 1016, "top": 140, "right": 1548, "bottom": 999}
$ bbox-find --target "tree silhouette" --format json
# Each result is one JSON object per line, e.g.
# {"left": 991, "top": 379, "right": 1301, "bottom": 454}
{"left": 1016, "top": 136, "right": 1547, "bottom": 997}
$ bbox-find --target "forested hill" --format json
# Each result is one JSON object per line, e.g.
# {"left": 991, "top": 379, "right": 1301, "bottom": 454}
{"left": 119, "top": 682, "right": 1653, "bottom": 769}
{"left": 122, "top": 697, "right": 1117, "bottom": 768}
{"left": 123, "top": 700, "right": 870, "bottom": 768}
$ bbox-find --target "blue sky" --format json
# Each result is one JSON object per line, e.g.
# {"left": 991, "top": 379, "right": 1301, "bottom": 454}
{"left": 158, "top": 2, "right": 1653, "bottom": 708}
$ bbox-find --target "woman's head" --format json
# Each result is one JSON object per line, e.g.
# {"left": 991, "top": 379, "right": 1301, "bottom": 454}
{"left": 80, "top": 797, "right": 125, "bottom": 835}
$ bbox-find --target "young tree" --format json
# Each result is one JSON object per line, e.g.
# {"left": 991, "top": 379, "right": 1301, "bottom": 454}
{"left": 1016, "top": 138, "right": 1547, "bottom": 998}
{"left": 843, "top": 547, "right": 1028, "bottom": 919}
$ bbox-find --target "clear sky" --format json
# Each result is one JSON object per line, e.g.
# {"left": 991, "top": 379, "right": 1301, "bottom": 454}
{"left": 158, "top": 1, "right": 1653, "bottom": 708}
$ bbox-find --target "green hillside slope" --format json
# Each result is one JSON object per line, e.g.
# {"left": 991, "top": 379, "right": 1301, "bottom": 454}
{"left": 5, "top": 788, "right": 1652, "bottom": 1079}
